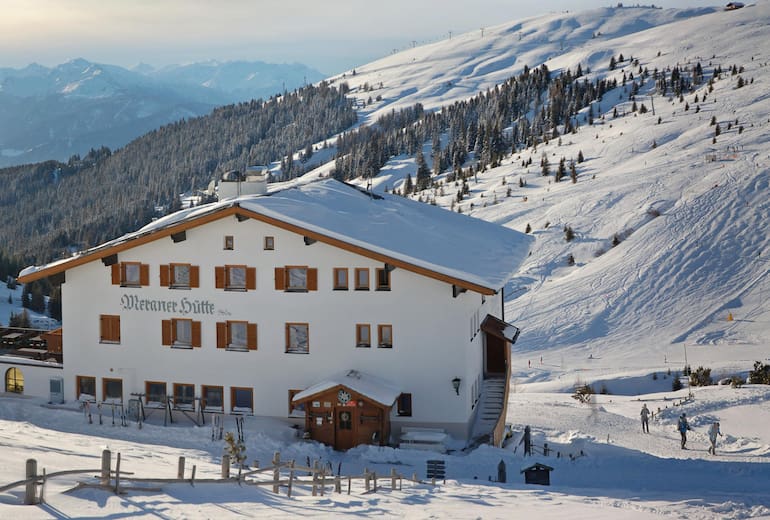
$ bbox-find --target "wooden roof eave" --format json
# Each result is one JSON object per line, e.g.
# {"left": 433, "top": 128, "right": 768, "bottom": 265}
{"left": 292, "top": 384, "right": 393, "bottom": 411}
{"left": 19, "top": 203, "right": 498, "bottom": 295}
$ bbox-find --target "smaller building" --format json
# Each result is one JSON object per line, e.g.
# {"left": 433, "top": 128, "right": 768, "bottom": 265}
{"left": 521, "top": 463, "right": 554, "bottom": 486}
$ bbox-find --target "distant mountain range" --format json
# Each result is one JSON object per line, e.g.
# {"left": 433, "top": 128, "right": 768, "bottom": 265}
{"left": 0, "top": 58, "right": 325, "bottom": 167}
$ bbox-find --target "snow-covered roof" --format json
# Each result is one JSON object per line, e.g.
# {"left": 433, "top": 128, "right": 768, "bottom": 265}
{"left": 291, "top": 369, "right": 401, "bottom": 408}
{"left": 20, "top": 179, "right": 532, "bottom": 294}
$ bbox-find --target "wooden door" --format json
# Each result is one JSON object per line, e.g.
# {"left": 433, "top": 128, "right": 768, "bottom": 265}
{"left": 335, "top": 408, "right": 356, "bottom": 450}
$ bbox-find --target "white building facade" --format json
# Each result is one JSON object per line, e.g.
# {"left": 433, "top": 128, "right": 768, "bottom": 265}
{"left": 19, "top": 179, "right": 531, "bottom": 448}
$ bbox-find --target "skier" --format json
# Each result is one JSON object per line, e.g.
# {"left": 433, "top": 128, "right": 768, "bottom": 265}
{"left": 640, "top": 404, "right": 650, "bottom": 433}
{"left": 677, "top": 413, "right": 691, "bottom": 449}
{"left": 708, "top": 422, "right": 723, "bottom": 455}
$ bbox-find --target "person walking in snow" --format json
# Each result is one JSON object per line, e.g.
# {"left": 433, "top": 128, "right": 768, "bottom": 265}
{"left": 677, "top": 413, "right": 691, "bottom": 449}
{"left": 708, "top": 422, "right": 723, "bottom": 455}
{"left": 640, "top": 404, "right": 650, "bottom": 433}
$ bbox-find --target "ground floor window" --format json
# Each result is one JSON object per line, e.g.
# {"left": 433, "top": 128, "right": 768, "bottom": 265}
{"left": 5, "top": 367, "right": 23, "bottom": 393}
{"left": 202, "top": 385, "right": 224, "bottom": 411}
{"left": 397, "top": 393, "right": 412, "bottom": 416}
{"left": 103, "top": 378, "right": 123, "bottom": 402}
{"left": 231, "top": 387, "right": 253, "bottom": 414}
{"left": 77, "top": 376, "right": 96, "bottom": 401}
{"left": 173, "top": 383, "right": 195, "bottom": 409}
{"left": 145, "top": 381, "right": 167, "bottom": 406}
{"left": 288, "top": 389, "right": 305, "bottom": 416}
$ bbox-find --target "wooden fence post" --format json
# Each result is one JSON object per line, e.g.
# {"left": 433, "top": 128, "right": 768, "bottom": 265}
{"left": 391, "top": 468, "right": 397, "bottom": 491}
{"left": 177, "top": 456, "right": 186, "bottom": 479}
{"left": 190, "top": 465, "right": 196, "bottom": 486}
{"left": 24, "top": 458, "right": 37, "bottom": 505}
{"left": 372, "top": 471, "right": 377, "bottom": 493}
{"left": 100, "top": 450, "right": 111, "bottom": 486}
{"left": 287, "top": 460, "right": 295, "bottom": 498}
{"left": 272, "top": 452, "right": 281, "bottom": 494}
{"left": 311, "top": 460, "right": 320, "bottom": 496}
{"left": 335, "top": 475, "right": 341, "bottom": 494}
{"left": 320, "top": 465, "right": 326, "bottom": 496}
{"left": 222, "top": 454, "right": 230, "bottom": 479}
{"left": 364, "top": 467, "right": 370, "bottom": 492}
{"left": 114, "top": 453, "right": 121, "bottom": 494}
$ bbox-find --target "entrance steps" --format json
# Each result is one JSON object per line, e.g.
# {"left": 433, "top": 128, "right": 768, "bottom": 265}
{"left": 468, "top": 378, "right": 507, "bottom": 445}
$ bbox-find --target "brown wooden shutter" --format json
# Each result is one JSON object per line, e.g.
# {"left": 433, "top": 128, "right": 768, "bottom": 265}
{"left": 215, "top": 266, "right": 225, "bottom": 289}
{"left": 190, "top": 266, "right": 200, "bottom": 288}
{"left": 161, "top": 320, "right": 172, "bottom": 346}
{"left": 191, "top": 321, "right": 201, "bottom": 348}
{"left": 216, "top": 322, "right": 227, "bottom": 348}
{"left": 247, "top": 323, "right": 258, "bottom": 350}
{"left": 274, "top": 267, "right": 286, "bottom": 290}
{"left": 159, "top": 265, "right": 170, "bottom": 287}
{"left": 140, "top": 264, "right": 150, "bottom": 286}
{"left": 111, "top": 264, "right": 121, "bottom": 285}
{"left": 246, "top": 267, "right": 256, "bottom": 290}
{"left": 307, "top": 268, "right": 318, "bottom": 291}
{"left": 114, "top": 316, "right": 121, "bottom": 342}
{"left": 99, "top": 315, "right": 107, "bottom": 340}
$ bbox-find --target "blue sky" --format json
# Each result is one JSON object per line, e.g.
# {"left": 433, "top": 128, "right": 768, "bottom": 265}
{"left": 0, "top": 0, "right": 721, "bottom": 74}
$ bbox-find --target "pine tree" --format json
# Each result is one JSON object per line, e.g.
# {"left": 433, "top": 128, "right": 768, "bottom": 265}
{"left": 415, "top": 150, "right": 431, "bottom": 191}
{"left": 577, "top": 150, "right": 585, "bottom": 163}
{"left": 224, "top": 431, "right": 247, "bottom": 478}
{"left": 569, "top": 160, "right": 578, "bottom": 183}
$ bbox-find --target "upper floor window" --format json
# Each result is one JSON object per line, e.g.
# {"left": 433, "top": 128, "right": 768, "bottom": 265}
{"left": 274, "top": 266, "right": 318, "bottom": 291}
{"left": 224, "top": 236, "right": 234, "bottom": 250}
{"left": 355, "top": 268, "right": 369, "bottom": 290}
{"left": 216, "top": 321, "right": 257, "bottom": 351}
{"left": 161, "top": 318, "right": 202, "bottom": 349}
{"left": 215, "top": 265, "right": 256, "bottom": 291}
{"left": 286, "top": 323, "right": 309, "bottom": 354}
{"left": 264, "top": 236, "right": 275, "bottom": 250}
{"left": 356, "top": 324, "right": 371, "bottom": 348}
{"left": 376, "top": 268, "right": 391, "bottom": 291}
{"left": 378, "top": 324, "right": 393, "bottom": 348}
{"left": 111, "top": 262, "right": 149, "bottom": 287}
{"left": 160, "top": 263, "right": 200, "bottom": 289}
{"left": 333, "top": 268, "right": 349, "bottom": 290}
{"left": 99, "top": 314, "right": 121, "bottom": 344}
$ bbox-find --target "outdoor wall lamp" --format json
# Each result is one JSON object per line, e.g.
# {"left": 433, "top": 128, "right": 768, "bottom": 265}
{"left": 452, "top": 377, "right": 461, "bottom": 395}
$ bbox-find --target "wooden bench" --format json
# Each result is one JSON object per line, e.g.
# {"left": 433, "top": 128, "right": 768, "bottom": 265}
{"left": 398, "top": 427, "right": 448, "bottom": 453}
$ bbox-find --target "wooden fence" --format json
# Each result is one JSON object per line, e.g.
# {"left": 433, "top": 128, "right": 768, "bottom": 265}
{"left": 0, "top": 449, "right": 432, "bottom": 505}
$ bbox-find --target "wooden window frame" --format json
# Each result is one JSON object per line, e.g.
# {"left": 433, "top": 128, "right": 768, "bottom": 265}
{"left": 397, "top": 393, "right": 412, "bottom": 417}
{"left": 159, "top": 263, "right": 200, "bottom": 289}
{"left": 355, "top": 268, "right": 370, "bottom": 290}
{"left": 333, "top": 268, "right": 349, "bottom": 290}
{"left": 230, "top": 386, "right": 254, "bottom": 414}
{"left": 173, "top": 383, "right": 195, "bottom": 410}
{"left": 355, "top": 323, "right": 371, "bottom": 348}
{"left": 162, "top": 318, "right": 202, "bottom": 348}
{"left": 215, "top": 264, "right": 256, "bottom": 291}
{"left": 376, "top": 268, "right": 391, "bottom": 291}
{"left": 274, "top": 266, "right": 317, "bottom": 291}
{"left": 285, "top": 322, "right": 309, "bottom": 354}
{"left": 145, "top": 381, "right": 167, "bottom": 406}
{"left": 112, "top": 261, "right": 149, "bottom": 287}
{"left": 102, "top": 377, "right": 123, "bottom": 402}
{"left": 202, "top": 385, "right": 224, "bottom": 411}
{"left": 378, "top": 324, "right": 393, "bottom": 348}
{"left": 264, "top": 236, "right": 275, "bottom": 250}
{"left": 224, "top": 235, "right": 234, "bottom": 250}
{"left": 99, "top": 314, "right": 121, "bottom": 344}
{"left": 76, "top": 375, "right": 96, "bottom": 401}
{"left": 288, "top": 389, "right": 306, "bottom": 415}
{"left": 216, "top": 320, "right": 257, "bottom": 351}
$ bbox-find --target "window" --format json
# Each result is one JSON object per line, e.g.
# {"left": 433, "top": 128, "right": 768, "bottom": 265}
{"left": 145, "top": 381, "right": 167, "bottom": 406}
{"left": 356, "top": 324, "right": 371, "bottom": 348}
{"left": 378, "top": 324, "right": 393, "bottom": 348}
{"left": 264, "top": 236, "right": 275, "bottom": 250}
{"left": 103, "top": 378, "right": 123, "bottom": 402}
{"left": 333, "top": 268, "right": 348, "bottom": 290}
{"left": 274, "top": 266, "right": 318, "bottom": 291}
{"left": 77, "top": 376, "right": 96, "bottom": 401}
{"left": 160, "top": 263, "right": 200, "bottom": 289}
{"left": 355, "top": 268, "right": 369, "bottom": 290}
{"left": 111, "top": 262, "right": 149, "bottom": 287}
{"left": 5, "top": 367, "right": 23, "bottom": 394}
{"left": 99, "top": 315, "right": 121, "bottom": 343}
{"left": 376, "top": 268, "right": 391, "bottom": 291}
{"left": 288, "top": 389, "right": 306, "bottom": 416}
{"left": 397, "top": 393, "right": 412, "bottom": 416}
{"left": 216, "top": 321, "right": 257, "bottom": 351}
{"left": 224, "top": 235, "right": 234, "bottom": 250}
{"left": 231, "top": 387, "right": 253, "bottom": 414}
{"left": 173, "top": 383, "right": 195, "bottom": 409}
{"left": 286, "top": 323, "right": 309, "bottom": 354}
{"left": 161, "top": 319, "right": 202, "bottom": 348}
{"left": 202, "top": 385, "right": 223, "bottom": 411}
{"left": 215, "top": 265, "right": 256, "bottom": 291}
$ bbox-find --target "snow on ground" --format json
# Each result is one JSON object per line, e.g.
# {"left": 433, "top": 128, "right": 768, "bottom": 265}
{"left": 3, "top": 2, "right": 770, "bottom": 518}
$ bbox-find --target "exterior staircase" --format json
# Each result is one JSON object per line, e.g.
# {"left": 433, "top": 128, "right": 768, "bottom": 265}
{"left": 468, "top": 378, "right": 507, "bottom": 446}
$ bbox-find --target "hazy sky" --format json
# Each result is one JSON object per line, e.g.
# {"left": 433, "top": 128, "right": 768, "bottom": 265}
{"left": 1, "top": 0, "right": 720, "bottom": 75}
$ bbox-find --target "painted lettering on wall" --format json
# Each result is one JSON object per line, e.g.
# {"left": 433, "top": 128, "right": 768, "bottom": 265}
{"left": 120, "top": 294, "right": 216, "bottom": 315}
